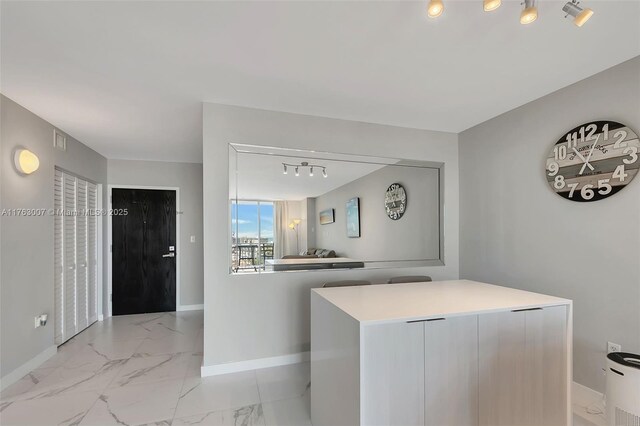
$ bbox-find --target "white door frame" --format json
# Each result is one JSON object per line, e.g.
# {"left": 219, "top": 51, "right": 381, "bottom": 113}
{"left": 97, "top": 184, "right": 104, "bottom": 321}
{"left": 107, "top": 185, "right": 181, "bottom": 317}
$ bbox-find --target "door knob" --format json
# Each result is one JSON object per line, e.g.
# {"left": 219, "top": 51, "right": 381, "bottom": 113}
{"left": 162, "top": 253, "right": 175, "bottom": 258}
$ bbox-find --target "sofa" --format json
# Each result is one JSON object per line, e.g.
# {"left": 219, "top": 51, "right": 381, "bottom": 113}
{"left": 282, "top": 248, "right": 337, "bottom": 259}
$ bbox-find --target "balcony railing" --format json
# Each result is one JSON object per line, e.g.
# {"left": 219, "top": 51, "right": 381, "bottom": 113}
{"left": 231, "top": 243, "right": 274, "bottom": 272}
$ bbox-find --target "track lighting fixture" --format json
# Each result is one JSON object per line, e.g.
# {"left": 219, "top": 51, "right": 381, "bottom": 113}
{"left": 520, "top": 0, "right": 538, "bottom": 24}
{"left": 562, "top": 0, "right": 593, "bottom": 26}
{"left": 424, "top": 0, "right": 593, "bottom": 26}
{"left": 282, "top": 161, "right": 327, "bottom": 178}
{"left": 483, "top": 0, "right": 501, "bottom": 12}
{"left": 427, "top": 0, "right": 444, "bottom": 18}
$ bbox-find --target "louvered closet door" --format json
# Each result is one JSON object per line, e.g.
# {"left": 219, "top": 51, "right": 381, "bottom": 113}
{"left": 76, "top": 179, "right": 89, "bottom": 332}
{"left": 63, "top": 174, "right": 78, "bottom": 340}
{"left": 54, "top": 170, "right": 99, "bottom": 345}
{"left": 54, "top": 170, "right": 65, "bottom": 345}
{"left": 87, "top": 182, "right": 98, "bottom": 323}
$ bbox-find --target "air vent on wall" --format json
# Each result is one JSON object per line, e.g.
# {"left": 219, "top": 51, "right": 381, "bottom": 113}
{"left": 54, "top": 129, "right": 66, "bottom": 151}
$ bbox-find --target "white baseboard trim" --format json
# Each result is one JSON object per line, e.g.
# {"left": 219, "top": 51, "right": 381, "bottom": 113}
{"left": 177, "top": 304, "right": 204, "bottom": 312}
{"left": 0, "top": 345, "right": 57, "bottom": 391}
{"left": 201, "top": 351, "right": 310, "bottom": 377}
{"left": 573, "top": 381, "right": 606, "bottom": 426}
{"left": 573, "top": 381, "right": 603, "bottom": 404}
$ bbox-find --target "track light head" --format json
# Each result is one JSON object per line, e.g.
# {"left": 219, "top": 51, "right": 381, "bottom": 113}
{"left": 309, "top": 167, "right": 314, "bottom": 177}
{"left": 322, "top": 168, "right": 327, "bottom": 178}
{"left": 427, "top": 0, "right": 444, "bottom": 18}
{"left": 295, "top": 166, "right": 299, "bottom": 177}
{"left": 483, "top": 0, "right": 501, "bottom": 12}
{"left": 520, "top": 0, "right": 538, "bottom": 24}
{"left": 562, "top": 1, "right": 593, "bottom": 26}
{"left": 283, "top": 164, "right": 288, "bottom": 175}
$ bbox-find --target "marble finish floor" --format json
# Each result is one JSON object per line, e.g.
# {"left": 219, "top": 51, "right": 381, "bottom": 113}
{"left": 1, "top": 310, "right": 594, "bottom": 426}
{"left": 0, "top": 311, "right": 311, "bottom": 426}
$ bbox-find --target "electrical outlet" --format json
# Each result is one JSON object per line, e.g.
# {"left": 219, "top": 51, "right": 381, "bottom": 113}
{"left": 34, "top": 314, "right": 48, "bottom": 328}
{"left": 607, "top": 341, "right": 621, "bottom": 354}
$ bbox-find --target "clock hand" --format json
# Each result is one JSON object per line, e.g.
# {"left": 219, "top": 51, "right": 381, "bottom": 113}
{"left": 572, "top": 148, "right": 595, "bottom": 172}
{"left": 579, "top": 134, "right": 600, "bottom": 175}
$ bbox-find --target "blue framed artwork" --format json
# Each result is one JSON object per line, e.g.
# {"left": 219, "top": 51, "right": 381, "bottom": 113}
{"left": 319, "top": 208, "right": 335, "bottom": 225}
{"left": 346, "top": 197, "right": 360, "bottom": 238}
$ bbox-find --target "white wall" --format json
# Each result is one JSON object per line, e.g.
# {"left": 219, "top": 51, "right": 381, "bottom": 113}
{"left": 107, "top": 159, "right": 204, "bottom": 307}
{"left": 459, "top": 57, "right": 640, "bottom": 393}
{"left": 314, "top": 165, "right": 440, "bottom": 261}
{"left": 203, "top": 103, "right": 459, "bottom": 368}
{"left": 1, "top": 95, "right": 108, "bottom": 381}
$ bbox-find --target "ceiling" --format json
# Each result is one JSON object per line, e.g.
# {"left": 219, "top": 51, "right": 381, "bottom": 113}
{"left": 2, "top": 1, "right": 639, "bottom": 163}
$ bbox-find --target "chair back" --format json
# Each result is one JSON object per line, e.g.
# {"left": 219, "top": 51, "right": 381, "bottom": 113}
{"left": 322, "top": 280, "right": 372, "bottom": 288}
{"left": 387, "top": 275, "right": 432, "bottom": 284}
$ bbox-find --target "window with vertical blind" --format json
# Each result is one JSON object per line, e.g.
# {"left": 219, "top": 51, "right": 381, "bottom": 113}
{"left": 54, "top": 169, "right": 98, "bottom": 345}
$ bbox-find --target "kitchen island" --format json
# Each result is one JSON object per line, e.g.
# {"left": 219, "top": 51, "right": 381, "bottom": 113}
{"left": 310, "top": 279, "right": 572, "bottom": 426}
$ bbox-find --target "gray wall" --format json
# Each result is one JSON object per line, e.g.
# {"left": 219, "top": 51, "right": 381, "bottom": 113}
{"left": 107, "top": 159, "right": 204, "bottom": 307}
{"left": 459, "top": 57, "right": 640, "bottom": 393}
{"left": 315, "top": 165, "right": 439, "bottom": 262}
{"left": 1, "top": 95, "right": 108, "bottom": 379}
{"left": 203, "top": 103, "right": 459, "bottom": 368}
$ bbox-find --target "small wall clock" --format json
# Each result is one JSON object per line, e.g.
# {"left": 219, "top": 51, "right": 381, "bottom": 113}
{"left": 546, "top": 120, "right": 639, "bottom": 202}
{"left": 385, "top": 183, "right": 407, "bottom": 220}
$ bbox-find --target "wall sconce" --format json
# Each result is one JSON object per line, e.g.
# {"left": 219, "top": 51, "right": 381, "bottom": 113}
{"left": 14, "top": 149, "right": 40, "bottom": 175}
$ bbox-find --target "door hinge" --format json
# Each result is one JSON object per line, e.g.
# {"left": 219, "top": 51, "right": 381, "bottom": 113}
{"left": 110, "top": 294, "right": 112, "bottom": 302}
{"left": 110, "top": 244, "right": 112, "bottom": 253}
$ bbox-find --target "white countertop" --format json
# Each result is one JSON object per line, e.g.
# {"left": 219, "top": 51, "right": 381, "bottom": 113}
{"left": 312, "top": 279, "right": 571, "bottom": 325}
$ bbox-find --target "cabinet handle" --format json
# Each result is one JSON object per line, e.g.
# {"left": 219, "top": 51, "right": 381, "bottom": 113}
{"left": 407, "top": 317, "right": 445, "bottom": 323}
{"left": 609, "top": 368, "right": 624, "bottom": 376}
{"left": 511, "top": 307, "right": 543, "bottom": 312}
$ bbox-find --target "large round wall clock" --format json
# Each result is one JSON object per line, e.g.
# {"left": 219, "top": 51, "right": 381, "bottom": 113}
{"left": 546, "top": 120, "right": 639, "bottom": 202}
{"left": 385, "top": 183, "right": 407, "bottom": 220}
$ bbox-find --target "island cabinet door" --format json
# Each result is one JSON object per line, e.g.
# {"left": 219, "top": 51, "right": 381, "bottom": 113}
{"left": 424, "top": 315, "right": 479, "bottom": 426}
{"left": 361, "top": 321, "right": 425, "bottom": 426}
{"left": 478, "top": 306, "right": 568, "bottom": 426}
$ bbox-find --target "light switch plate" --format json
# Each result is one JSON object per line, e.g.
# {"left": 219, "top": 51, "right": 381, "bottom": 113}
{"left": 190, "top": 236, "right": 196, "bottom": 243}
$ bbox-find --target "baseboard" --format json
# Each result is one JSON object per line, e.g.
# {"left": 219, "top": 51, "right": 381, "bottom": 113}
{"left": 573, "top": 381, "right": 606, "bottom": 426}
{"left": 0, "top": 345, "right": 57, "bottom": 391}
{"left": 177, "top": 304, "right": 204, "bottom": 312}
{"left": 98, "top": 314, "right": 104, "bottom": 321}
{"left": 201, "top": 351, "right": 310, "bottom": 377}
